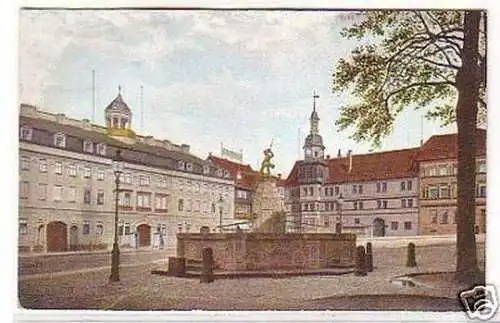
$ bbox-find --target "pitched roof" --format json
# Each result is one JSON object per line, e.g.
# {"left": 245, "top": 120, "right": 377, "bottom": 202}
{"left": 208, "top": 155, "right": 259, "bottom": 190}
{"left": 105, "top": 93, "right": 131, "bottom": 113}
{"left": 208, "top": 155, "right": 287, "bottom": 190}
{"left": 285, "top": 148, "right": 420, "bottom": 186}
{"left": 207, "top": 155, "right": 254, "bottom": 175}
{"left": 19, "top": 115, "right": 212, "bottom": 171}
{"left": 416, "top": 129, "right": 486, "bottom": 161}
{"left": 326, "top": 148, "right": 420, "bottom": 183}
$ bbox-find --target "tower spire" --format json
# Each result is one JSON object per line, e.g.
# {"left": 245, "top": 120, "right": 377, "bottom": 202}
{"left": 118, "top": 85, "right": 122, "bottom": 96}
{"left": 313, "top": 90, "right": 319, "bottom": 112}
{"left": 310, "top": 90, "right": 320, "bottom": 135}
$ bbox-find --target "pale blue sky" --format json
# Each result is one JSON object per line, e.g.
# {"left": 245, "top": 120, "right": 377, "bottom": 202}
{"left": 19, "top": 9, "right": 455, "bottom": 175}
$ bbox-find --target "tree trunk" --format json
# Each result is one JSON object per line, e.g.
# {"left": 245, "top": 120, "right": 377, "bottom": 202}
{"left": 455, "top": 10, "right": 481, "bottom": 284}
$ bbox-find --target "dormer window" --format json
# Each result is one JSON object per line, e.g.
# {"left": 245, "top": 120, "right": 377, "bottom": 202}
{"left": 216, "top": 169, "right": 223, "bottom": 177}
{"left": 223, "top": 170, "right": 230, "bottom": 178}
{"left": 203, "top": 165, "right": 210, "bottom": 175}
{"left": 83, "top": 140, "right": 94, "bottom": 153}
{"left": 177, "top": 161, "right": 185, "bottom": 170}
{"left": 20, "top": 126, "right": 33, "bottom": 141}
{"left": 186, "top": 163, "right": 193, "bottom": 171}
{"left": 53, "top": 133, "right": 66, "bottom": 148}
{"left": 96, "top": 143, "right": 107, "bottom": 156}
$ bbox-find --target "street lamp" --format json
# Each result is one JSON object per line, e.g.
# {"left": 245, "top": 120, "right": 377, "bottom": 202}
{"left": 110, "top": 149, "right": 124, "bottom": 282}
{"left": 218, "top": 194, "right": 224, "bottom": 233}
{"left": 337, "top": 193, "right": 343, "bottom": 234}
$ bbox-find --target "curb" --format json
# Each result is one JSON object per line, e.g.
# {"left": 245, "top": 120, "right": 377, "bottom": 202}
{"left": 19, "top": 248, "right": 175, "bottom": 259}
{"left": 151, "top": 268, "right": 355, "bottom": 280}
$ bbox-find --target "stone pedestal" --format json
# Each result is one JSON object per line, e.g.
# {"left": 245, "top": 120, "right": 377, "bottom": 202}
{"left": 168, "top": 257, "right": 186, "bottom": 277}
{"left": 251, "top": 177, "right": 283, "bottom": 232}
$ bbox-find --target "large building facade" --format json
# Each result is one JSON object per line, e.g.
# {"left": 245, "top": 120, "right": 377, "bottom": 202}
{"left": 18, "top": 88, "right": 235, "bottom": 253}
{"left": 417, "top": 130, "right": 487, "bottom": 235}
{"left": 284, "top": 94, "right": 487, "bottom": 237}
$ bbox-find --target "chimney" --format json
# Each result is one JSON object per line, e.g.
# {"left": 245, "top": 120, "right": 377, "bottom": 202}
{"left": 347, "top": 149, "right": 353, "bottom": 172}
{"left": 337, "top": 149, "right": 341, "bottom": 158}
{"left": 56, "top": 113, "right": 66, "bottom": 123}
{"left": 326, "top": 155, "right": 330, "bottom": 160}
{"left": 181, "top": 144, "right": 190, "bottom": 153}
{"left": 277, "top": 173, "right": 282, "bottom": 179}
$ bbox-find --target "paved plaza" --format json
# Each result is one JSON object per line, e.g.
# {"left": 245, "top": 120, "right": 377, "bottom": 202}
{"left": 18, "top": 239, "right": 485, "bottom": 311}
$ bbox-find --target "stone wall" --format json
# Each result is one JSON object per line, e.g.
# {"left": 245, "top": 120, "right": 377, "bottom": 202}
{"left": 176, "top": 232, "right": 356, "bottom": 271}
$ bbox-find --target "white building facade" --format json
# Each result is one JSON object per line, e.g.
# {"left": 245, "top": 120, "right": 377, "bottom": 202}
{"left": 284, "top": 94, "right": 419, "bottom": 237}
{"left": 18, "top": 89, "right": 235, "bottom": 253}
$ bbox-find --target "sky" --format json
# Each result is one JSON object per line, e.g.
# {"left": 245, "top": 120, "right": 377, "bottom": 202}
{"left": 19, "top": 9, "right": 456, "bottom": 176}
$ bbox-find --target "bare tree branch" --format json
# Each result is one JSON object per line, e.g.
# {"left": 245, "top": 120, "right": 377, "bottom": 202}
{"left": 415, "top": 56, "right": 460, "bottom": 69}
{"left": 385, "top": 81, "right": 456, "bottom": 104}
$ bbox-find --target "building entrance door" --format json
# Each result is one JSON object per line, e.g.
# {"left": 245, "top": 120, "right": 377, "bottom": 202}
{"left": 69, "top": 225, "right": 78, "bottom": 250}
{"left": 46, "top": 221, "right": 67, "bottom": 252}
{"left": 373, "top": 218, "right": 386, "bottom": 237}
{"left": 137, "top": 224, "right": 151, "bottom": 247}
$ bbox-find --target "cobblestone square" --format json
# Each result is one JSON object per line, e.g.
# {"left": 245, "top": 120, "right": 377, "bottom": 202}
{"left": 18, "top": 242, "right": 485, "bottom": 311}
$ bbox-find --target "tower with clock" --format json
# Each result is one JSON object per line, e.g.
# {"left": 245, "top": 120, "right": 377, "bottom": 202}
{"left": 298, "top": 91, "right": 328, "bottom": 185}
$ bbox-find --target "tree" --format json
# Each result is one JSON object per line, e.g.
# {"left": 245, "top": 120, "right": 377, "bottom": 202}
{"left": 332, "top": 10, "right": 485, "bottom": 284}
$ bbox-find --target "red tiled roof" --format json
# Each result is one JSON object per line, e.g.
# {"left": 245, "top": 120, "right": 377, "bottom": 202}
{"left": 284, "top": 130, "right": 487, "bottom": 187}
{"left": 207, "top": 155, "right": 259, "bottom": 190}
{"left": 207, "top": 155, "right": 254, "bottom": 175}
{"left": 285, "top": 148, "right": 420, "bottom": 186}
{"left": 208, "top": 155, "right": 285, "bottom": 190}
{"left": 284, "top": 161, "right": 301, "bottom": 187}
{"left": 326, "top": 148, "right": 420, "bottom": 183}
{"left": 416, "top": 129, "right": 486, "bottom": 161}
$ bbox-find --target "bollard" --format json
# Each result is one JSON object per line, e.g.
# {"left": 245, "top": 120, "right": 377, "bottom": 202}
{"left": 406, "top": 242, "right": 417, "bottom": 267}
{"left": 167, "top": 257, "right": 186, "bottom": 277}
{"left": 355, "top": 245, "right": 367, "bottom": 276}
{"left": 365, "top": 242, "right": 373, "bottom": 272}
{"left": 200, "top": 247, "right": 215, "bottom": 283}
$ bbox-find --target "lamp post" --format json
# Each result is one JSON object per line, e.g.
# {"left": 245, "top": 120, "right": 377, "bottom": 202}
{"left": 218, "top": 195, "right": 223, "bottom": 233}
{"left": 109, "top": 149, "right": 124, "bottom": 282}
{"left": 337, "top": 193, "right": 343, "bottom": 234}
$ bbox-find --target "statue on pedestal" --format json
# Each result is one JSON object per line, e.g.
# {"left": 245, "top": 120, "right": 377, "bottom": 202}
{"left": 259, "top": 143, "right": 275, "bottom": 177}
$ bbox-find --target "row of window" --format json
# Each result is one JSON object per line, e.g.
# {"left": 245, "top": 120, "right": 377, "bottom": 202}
{"left": 301, "top": 180, "right": 413, "bottom": 198}
{"left": 301, "top": 217, "right": 413, "bottom": 231}
{"left": 236, "top": 189, "right": 249, "bottom": 199}
{"left": 422, "top": 183, "right": 486, "bottom": 199}
{"left": 19, "top": 182, "right": 106, "bottom": 204}
{"left": 118, "top": 223, "right": 167, "bottom": 236}
{"left": 300, "top": 199, "right": 415, "bottom": 212}
{"left": 430, "top": 209, "right": 456, "bottom": 225}
{"left": 19, "top": 220, "right": 170, "bottom": 237}
{"left": 20, "top": 156, "right": 233, "bottom": 194}
{"left": 428, "top": 209, "right": 485, "bottom": 225}
{"left": 20, "top": 179, "right": 232, "bottom": 215}
{"left": 18, "top": 219, "right": 104, "bottom": 236}
{"left": 391, "top": 221, "right": 413, "bottom": 231}
{"left": 422, "top": 162, "right": 486, "bottom": 177}
{"left": 20, "top": 126, "right": 231, "bottom": 179}
{"left": 20, "top": 126, "right": 108, "bottom": 156}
